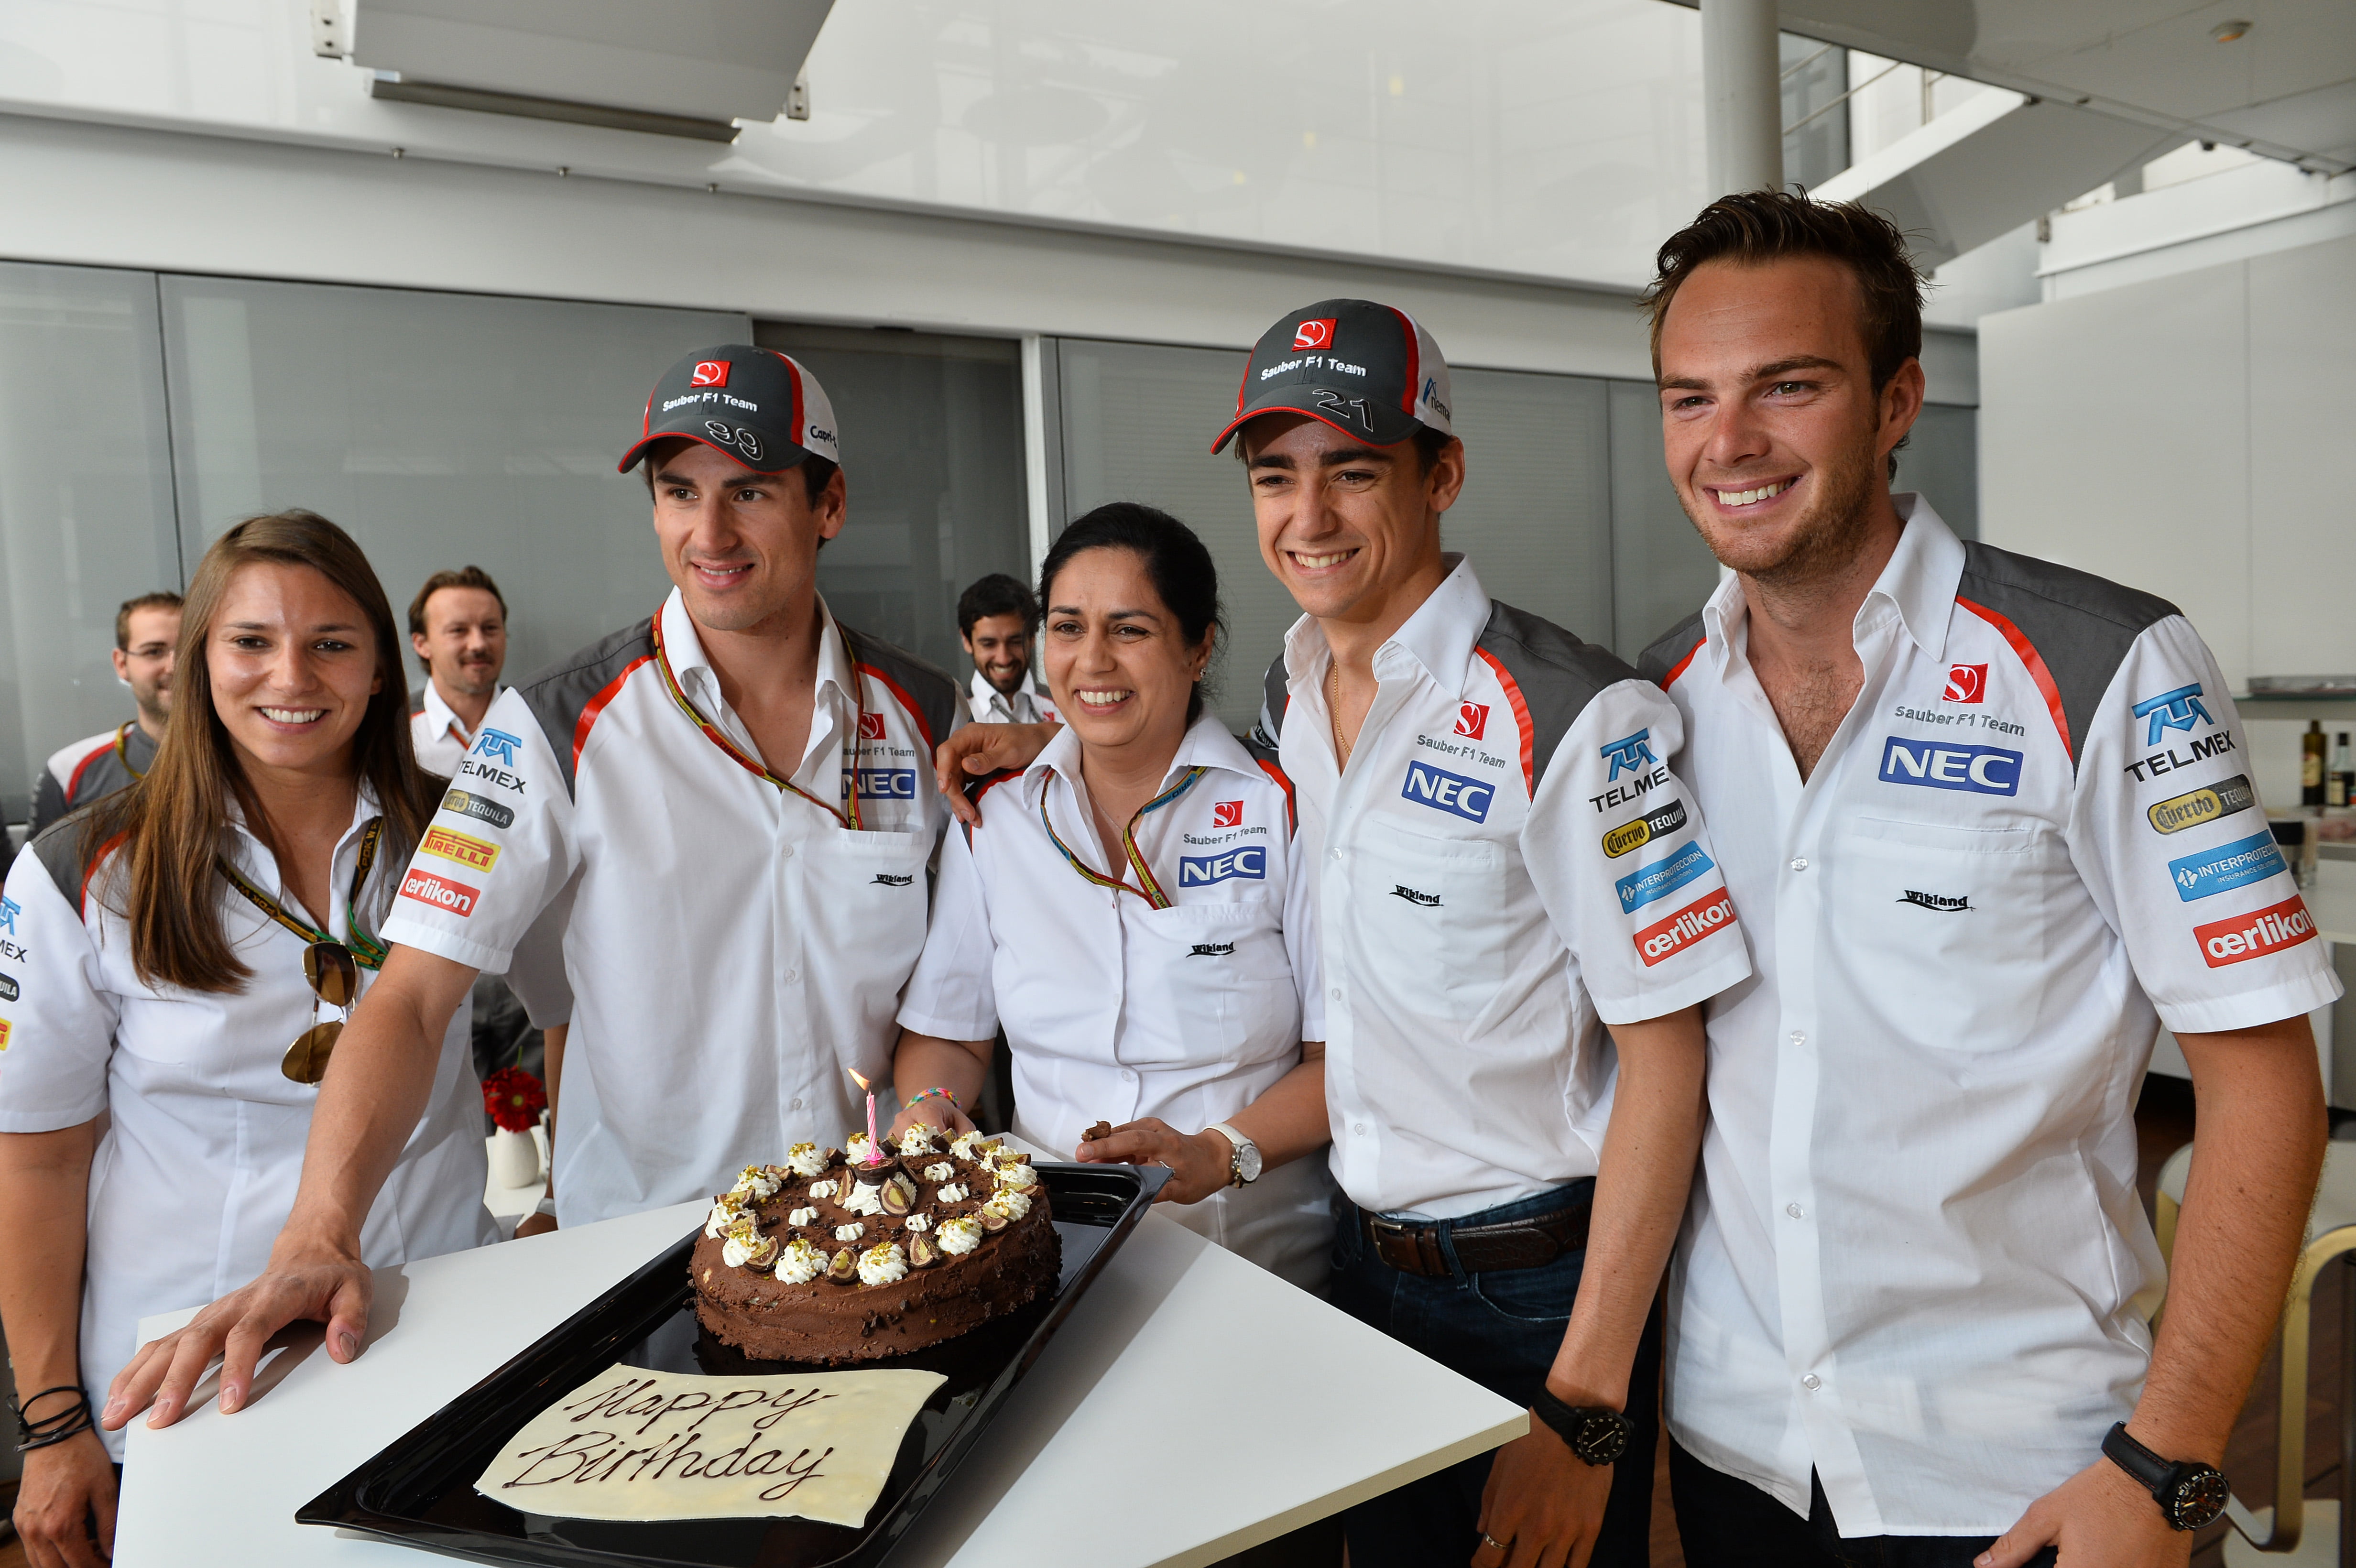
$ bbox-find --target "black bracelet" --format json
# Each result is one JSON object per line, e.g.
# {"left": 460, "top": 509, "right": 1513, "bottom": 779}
{"left": 13, "top": 1384, "right": 95, "bottom": 1452}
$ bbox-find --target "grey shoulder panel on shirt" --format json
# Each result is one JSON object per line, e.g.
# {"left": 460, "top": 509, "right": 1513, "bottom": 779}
{"left": 513, "top": 619, "right": 658, "bottom": 799}
{"left": 1637, "top": 611, "right": 1709, "bottom": 689}
{"left": 1248, "top": 653, "right": 1289, "bottom": 755}
{"left": 840, "top": 626, "right": 961, "bottom": 751}
{"left": 1956, "top": 541, "right": 2181, "bottom": 765}
{"left": 25, "top": 809, "right": 117, "bottom": 910}
{"left": 1477, "top": 600, "right": 1637, "bottom": 793}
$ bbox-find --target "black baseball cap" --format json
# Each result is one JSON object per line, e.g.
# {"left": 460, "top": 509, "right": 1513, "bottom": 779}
{"left": 1209, "top": 298, "right": 1455, "bottom": 454}
{"left": 617, "top": 345, "right": 841, "bottom": 475}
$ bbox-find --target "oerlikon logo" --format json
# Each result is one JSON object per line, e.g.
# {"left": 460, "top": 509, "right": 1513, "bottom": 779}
{"left": 2195, "top": 895, "right": 2315, "bottom": 967}
{"left": 1291, "top": 317, "right": 1336, "bottom": 350}
{"left": 689, "top": 360, "right": 730, "bottom": 387}
{"left": 399, "top": 869, "right": 480, "bottom": 919}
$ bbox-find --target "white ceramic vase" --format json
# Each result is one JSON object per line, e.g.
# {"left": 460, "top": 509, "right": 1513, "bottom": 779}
{"left": 489, "top": 1125, "right": 542, "bottom": 1188}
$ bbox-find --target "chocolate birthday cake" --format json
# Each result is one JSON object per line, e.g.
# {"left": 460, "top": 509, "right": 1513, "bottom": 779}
{"left": 689, "top": 1126, "right": 1060, "bottom": 1364}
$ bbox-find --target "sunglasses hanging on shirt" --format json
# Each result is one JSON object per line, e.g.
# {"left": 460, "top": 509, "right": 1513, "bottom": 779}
{"left": 217, "top": 817, "right": 389, "bottom": 1085}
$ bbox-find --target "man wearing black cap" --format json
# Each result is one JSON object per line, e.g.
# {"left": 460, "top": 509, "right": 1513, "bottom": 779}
{"left": 942, "top": 302, "right": 1751, "bottom": 1567}
{"left": 106, "top": 346, "right": 965, "bottom": 1430}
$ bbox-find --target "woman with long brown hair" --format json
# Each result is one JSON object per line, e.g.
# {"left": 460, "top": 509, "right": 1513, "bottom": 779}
{"left": 0, "top": 511, "right": 495, "bottom": 1567}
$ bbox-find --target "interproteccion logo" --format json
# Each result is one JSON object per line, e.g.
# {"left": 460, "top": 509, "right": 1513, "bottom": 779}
{"left": 1614, "top": 842, "right": 1715, "bottom": 915}
{"left": 2167, "top": 830, "right": 2286, "bottom": 902}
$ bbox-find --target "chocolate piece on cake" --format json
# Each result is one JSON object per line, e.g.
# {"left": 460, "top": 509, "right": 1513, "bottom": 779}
{"left": 1081, "top": 1120, "right": 1113, "bottom": 1143}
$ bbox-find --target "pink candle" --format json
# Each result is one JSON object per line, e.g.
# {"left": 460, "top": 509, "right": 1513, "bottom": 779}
{"left": 847, "top": 1068, "right": 881, "bottom": 1163}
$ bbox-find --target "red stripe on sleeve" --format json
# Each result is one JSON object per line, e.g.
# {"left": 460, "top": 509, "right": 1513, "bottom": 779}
{"left": 1956, "top": 597, "right": 2072, "bottom": 761}
{"left": 1471, "top": 649, "right": 1537, "bottom": 795}
{"left": 1658, "top": 642, "right": 1702, "bottom": 690}
{"left": 64, "top": 734, "right": 120, "bottom": 801}
{"left": 858, "top": 664, "right": 937, "bottom": 752}
{"left": 82, "top": 829, "right": 130, "bottom": 920}
{"left": 1254, "top": 757, "right": 1298, "bottom": 835}
{"left": 573, "top": 656, "right": 654, "bottom": 774}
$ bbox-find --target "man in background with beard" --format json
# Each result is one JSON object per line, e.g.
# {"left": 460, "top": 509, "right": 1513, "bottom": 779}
{"left": 407, "top": 566, "right": 509, "bottom": 778}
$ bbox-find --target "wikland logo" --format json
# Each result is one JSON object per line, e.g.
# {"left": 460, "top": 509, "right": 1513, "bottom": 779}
{"left": 2195, "top": 894, "right": 2315, "bottom": 967}
{"left": 471, "top": 728, "right": 522, "bottom": 768}
{"left": 1401, "top": 760, "right": 1494, "bottom": 823}
{"left": 2148, "top": 774, "right": 2257, "bottom": 835}
{"left": 1898, "top": 890, "right": 1971, "bottom": 912}
{"left": 2134, "top": 683, "right": 2216, "bottom": 748}
{"left": 1615, "top": 842, "right": 1715, "bottom": 914}
{"left": 870, "top": 873, "right": 914, "bottom": 887}
{"left": 1601, "top": 730, "right": 1658, "bottom": 782}
{"left": 2167, "top": 830, "right": 2286, "bottom": 902}
{"left": 1390, "top": 885, "right": 1441, "bottom": 907}
{"left": 1879, "top": 737, "right": 2022, "bottom": 796}
{"left": 1179, "top": 846, "right": 1265, "bottom": 885}
{"left": 1188, "top": 943, "right": 1236, "bottom": 958}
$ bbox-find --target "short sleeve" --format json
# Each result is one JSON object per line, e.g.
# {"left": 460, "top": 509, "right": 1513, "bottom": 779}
{"left": 1282, "top": 794, "right": 1326, "bottom": 1041}
{"left": 895, "top": 822, "right": 1000, "bottom": 1042}
{"left": 2071, "top": 617, "right": 2342, "bottom": 1034}
{"left": 0, "top": 845, "right": 119, "bottom": 1132}
{"left": 1524, "top": 679, "right": 1753, "bottom": 1026}
{"left": 381, "top": 686, "right": 575, "bottom": 974}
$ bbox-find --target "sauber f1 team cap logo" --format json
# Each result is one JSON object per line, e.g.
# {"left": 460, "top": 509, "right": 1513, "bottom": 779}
{"left": 689, "top": 360, "right": 730, "bottom": 387}
{"left": 1291, "top": 318, "right": 1337, "bottom": 350}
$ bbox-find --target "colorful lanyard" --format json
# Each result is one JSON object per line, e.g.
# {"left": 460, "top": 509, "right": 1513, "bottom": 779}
{"left": 115, "top": 723, "right": 147, "bottom": 781}
{"left": 218, "top": 816, "right": 389, "bottom": 969}
{"left": 1039, "top": 767, "right": 1208, "bottom": 910}
{"left": 650, "top": 608, "right": 868, "bottom": 831}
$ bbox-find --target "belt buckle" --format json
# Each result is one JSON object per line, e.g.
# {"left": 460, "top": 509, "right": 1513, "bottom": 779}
{"left": 1369, "top": 1217, "right": 1429, "bottom": 1275}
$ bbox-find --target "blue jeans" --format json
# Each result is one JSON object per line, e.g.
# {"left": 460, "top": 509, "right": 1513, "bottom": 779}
{"left": 1669, "top": 1440, "right": 2058, "bottom": 1568}
{"left": 1329, "top": 1181, "right": 1659, "bottom": 1568}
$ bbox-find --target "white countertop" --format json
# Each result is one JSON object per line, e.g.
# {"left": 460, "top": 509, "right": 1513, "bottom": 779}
{"left": 118, "top": 1196, "right": 1523, "bottom": 1567}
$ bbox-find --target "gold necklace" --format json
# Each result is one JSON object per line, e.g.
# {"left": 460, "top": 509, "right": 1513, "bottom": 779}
{"left": 1328, "top": 661, "right": 1353, "bottom": 770}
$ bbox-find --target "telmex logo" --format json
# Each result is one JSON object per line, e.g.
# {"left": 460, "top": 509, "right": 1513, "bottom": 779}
{"left": 1603, "top": 800, "right": 1688, "bottom": 860}
{"left": 2195, "top": 894, "right": 2315, "bottom": 967}
{"left": 1600, "top": 729, "right": 1657, "bottom": 782}
{"left": 441, "top": 788, "right": 515, "bottom": 831}
{"left": 1879, "top": 737, "right": 2021, "bottom": 796}
{"left": 421, "top": 826, "right": 501, "bottom": 874}
{"left": 849, "top": 768, "right": 917, "bottom": 800}
{"left": 1291, "top": 317, "right": 1336, "bottom": 350}
{"left": 1943, "top": 663, "right": 1985, "bottom": 704}
{"left": 1636, "top": 889, "right": 1736, "bottom": 967}
{"left": 1615, "top": 841, "right": 1715, "bottom": 914}
{"left": 1401, "top": 761, "right": 1494, "bottom": 823}
{"left": 471, "top": 728, "right": 521, "bottom": 768}
{"left": 0, "top": 896, "right": 16, "bottom": 935}
{"left": 689, "top": 360, "right": 730, "bottom": 388}
{"left": 1180, "top": 846, "right": 1265, "bottom": 885}
{"left": 2148, "top": 773, "right": 2256, "bottom": 835}
{"left": 2133, "top": 683, "right": 2215, "bottom": 747}
{"left": 2166, "top": 829, "right": 2284, "bottom": 902}
{"left": 399, "top": 869, "right": 480, "bottom": 919}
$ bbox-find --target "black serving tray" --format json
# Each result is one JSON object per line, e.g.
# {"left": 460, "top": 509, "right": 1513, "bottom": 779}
{"left": 298, "top": 1161, "right": 1168, "bottom": 1568}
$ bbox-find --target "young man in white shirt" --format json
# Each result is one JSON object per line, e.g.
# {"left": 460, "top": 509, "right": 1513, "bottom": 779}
{"left": 406, "top": 566, "right": 508, "bottom": 777}
{"left": 103, "top": 345, "right": 964, "bottom": 1432}
{"left": 24, "top": 591, "right": 181, "bottom": 842}
{"left": 956, "top": 572, "right": 1059, "bottom": 724}
{"left": 1635, "top": 192, "right": 2335, "bottom": 1567}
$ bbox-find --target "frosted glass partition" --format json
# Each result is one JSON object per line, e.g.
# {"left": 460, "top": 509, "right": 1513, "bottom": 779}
{"left": 159, "top": 277, "right": 747, "bottom": 689}
{"left": 1443, "top": 366, "right": 1615, "bottom": 651}
{"left": 0, "top": 263, "right": 182, "bottom": 826}
{"left": 756, "top": 324, "right": 1030, "bottom": 678}
{"left": 1608, "top": 379, "right": 1723, "bottom": 661}
{"left": 1899, "top": 403, "right": 1980, "bottom": 541}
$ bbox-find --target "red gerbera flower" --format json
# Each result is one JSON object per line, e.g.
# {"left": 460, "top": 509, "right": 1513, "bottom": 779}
{"left": 482, "top": 1067, "right": 547, "bottom": 1133}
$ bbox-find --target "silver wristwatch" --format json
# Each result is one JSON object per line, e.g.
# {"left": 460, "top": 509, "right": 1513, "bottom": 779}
{"left": 1206, "top": 1122, "right": 1262, "bottom": 1186}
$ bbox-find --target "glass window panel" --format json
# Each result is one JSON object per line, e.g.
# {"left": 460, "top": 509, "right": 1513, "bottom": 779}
{"left": 0, "top": 263, "right": 180, "bottom": 827}
{"left": 1443, "top": 367, "right": 1614, "bottom": 650}
{"left": 1608, "top": 379, "right": 1723, "bottom": 662}
{"left": 754, "top": 324, "right": 1029, "bottom": 676}
{"left": 1898, "top": 403, "right": 1979, "bottom": 541}
{"left": 158, "top": 276, "right": 747, "bottom": 691}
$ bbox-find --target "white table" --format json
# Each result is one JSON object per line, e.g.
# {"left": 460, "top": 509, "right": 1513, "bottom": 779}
{"left": 117, "top": 1200, "right": 1523, "bottom": 1567}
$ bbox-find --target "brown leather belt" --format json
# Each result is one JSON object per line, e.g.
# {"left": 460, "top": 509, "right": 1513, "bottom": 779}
{"left": 1359, "top": 1197, "right": 1592, "bottom": 1277}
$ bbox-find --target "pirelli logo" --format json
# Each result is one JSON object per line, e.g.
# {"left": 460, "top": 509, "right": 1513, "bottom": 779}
{"left": 2147, "top": 773, "right": 2256, "bottom": 836}
{"left": 421, "top": 826, "right": 500, "bottom": 874}
{"left": 0, "top": 1018, "right": 11, "bottom": 1052}
{"left": 1603, "top": 800, "right": 1688, "bottom": 860}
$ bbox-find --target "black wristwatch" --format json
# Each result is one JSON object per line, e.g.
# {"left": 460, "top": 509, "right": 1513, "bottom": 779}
{"left": 1531, "top": 1388, "right": 1632, "bottom": 1467}
{"left": 2101, "top": 1422, "right": 2230, "bottom": 1531}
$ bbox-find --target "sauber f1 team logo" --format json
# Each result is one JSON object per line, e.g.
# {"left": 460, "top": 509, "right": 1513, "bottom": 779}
{"left": 858, "top": 713, "right": 888, "bottom": 742}
{"left": 1212, "top": 800, "right": 1244, "bottom": 828}
{"left": 1454, "top": 702, "right": 1489, "bottom": 740}
{"left": 421, "top": 826, "right": 501, "bottom": 874}
{"left": 1636, "top": 889, "right": 1736, "bottom": 967}
{"left": 399, "top": 868, "right": 480, "bottom": 918}
{"left": 1943, "top": 664, "right": 1986, "bottom": 703}
{"left": 2196, "top": 894, "right": 2315, "bottom": 967}
{"left": 689, "top": 360, "right": 730, "bottom": 387}
{"left": 1291, "top": 317, "right": 1337, "bottom": 350}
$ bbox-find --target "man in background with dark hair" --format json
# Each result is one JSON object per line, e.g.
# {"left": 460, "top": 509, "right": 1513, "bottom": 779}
{"left": 25, "top": 591, "right": 183, "bottom": 841}
{"left": 1636, "top": 190, "right": 2332, "bottom": 1567}
{"left": 956, "top": 572, "right": 1058, "bottom": 724}
{"left": 408, "top": 565, "right": 508, "bottom": 777}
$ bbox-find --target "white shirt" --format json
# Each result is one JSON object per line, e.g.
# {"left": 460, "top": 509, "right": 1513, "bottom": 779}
{"left": 897, "top": 712, "right": 1330, "bottom": 1288}
{"left": 966, "top": 668, "right": 1060, "bottom": 725}
{"left": 382, "top": 589, "right": 962, "bottom": 1228}
{"left": 410, "top": 678, "right": 498, "bottom": 779}
{"left": 1266, "top": 557, "right": 1752, "bottom": 1220}
{"left": 1646, "top": 499, "right": 2344, "bottom": 1533}
{"left": 0, "top": 792, "right": 494, "bottom": 1456}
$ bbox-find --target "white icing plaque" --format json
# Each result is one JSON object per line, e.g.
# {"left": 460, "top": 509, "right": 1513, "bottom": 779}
{"left": 473, "top": 1366, "right": 947, "bottom": 1526}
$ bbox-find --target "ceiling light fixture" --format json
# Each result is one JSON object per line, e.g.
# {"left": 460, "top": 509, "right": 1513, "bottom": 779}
{"left": 2210, "top": 20, "right": 2252, "bottom": 43}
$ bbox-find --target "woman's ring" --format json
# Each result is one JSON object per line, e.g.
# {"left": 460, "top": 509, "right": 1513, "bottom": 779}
{"left": 1481, "top": 1535, "right": 1506, "bottom": 1551}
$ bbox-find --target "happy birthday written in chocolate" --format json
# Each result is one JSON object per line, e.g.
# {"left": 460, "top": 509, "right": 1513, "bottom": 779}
{"left": 474, "top": 1365, "right": 946, "bottom": 1526}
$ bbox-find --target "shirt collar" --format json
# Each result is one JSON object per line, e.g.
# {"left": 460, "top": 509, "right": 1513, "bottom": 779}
{"left": 969, "top": 667, "right": 1038, "bottom": 702}
{"left": 419, "top": 675, "right": 496, "bottom": 744}
{"left": 1025, "top": 709, "right": 1259, "bottom": 806}
{"left": 1282, "top": 553, "right": 1489, "bottom": 700}
{"left": 222, "top": 779, "right": 386, "bottom": 891}
{"left": 658, "top": 587, "right": 858, "bottom": 726}
{"left": 1696, "top": 493, "right": 1965, "bottom": 672}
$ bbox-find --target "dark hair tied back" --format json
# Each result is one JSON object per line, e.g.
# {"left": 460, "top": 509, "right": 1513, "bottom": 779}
{"left": 1039, "top": 503, "right": 1223, "bottom": 725}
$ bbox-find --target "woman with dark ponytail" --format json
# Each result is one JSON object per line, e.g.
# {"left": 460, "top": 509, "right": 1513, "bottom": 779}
{"left": 888, "top": 502, "right": 1333, "bottom": 1289}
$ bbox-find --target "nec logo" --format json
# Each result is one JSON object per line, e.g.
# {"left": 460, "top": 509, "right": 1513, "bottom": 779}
{"left": 858, "top": 713, "right": 887, "bottom": 742}
{"left": 1212, "top": 800, "right": 1243, "bottom": 828}
{"left": 1601, "top": 730, "right": 1657, "bottom": 781}
{"left": 1943, "top": 664, "right": 1986, "bottom": 703}
{"left": 1180, "top": 847, "right": 1266, "bottom": 885}
{"left": 849, "top": 768, "right": 917, "bottom": 800}
{"left": 0, "top": 896, "right": 16, "bottom": 936}
{"left": 1878, "top": 737, "right": 2022, "bottom": 796}
{"left": 1292, "top": 317, "right": 1336, "bottom": 350}
{"left": 398, "top": 869, "right": 479, "bottom": 918}
{"left": 2134, "top": 683, "right": 2216, "bottom": 747}
{"left": 1402, "top": 761, "right": 1494, "bottom": 823}
{"left": 1454, "top": 702, "right": 1489, "bottom": 740}
{"left": 689, "top": 360, "right": 730, "bottom": 388}
{"left": 470, "top": 728, "right": 521, "bottom": 768}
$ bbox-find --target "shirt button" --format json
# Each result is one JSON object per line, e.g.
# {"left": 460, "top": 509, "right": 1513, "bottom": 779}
{"left": 782, "top": 969, "right": 799, "bottom": 984}
{"left": 1121, "top": 1069, "right": 1136, "bottom": 1083}
{"left": 790, "top": 1098, "right": 803, "bottom": 1111}
{"left": 1331, "top": 988, "right": 1343, "bottom": 1002}
{"left": 1789, "top": 857, "right": 1808, "bottom": 871}
{"left": 1802, "top": 1374, "right": 1822, "bottom": 1391}
{"left": 1785, "top": 1203, "right": 1804, "bottom": 1219}
{"left": 1330, "top": 848, "right": 1343, "bottom": 861}
{"left": 780, "top": 844, "right": 795, "bottom": 859}
{"left": 1353, "top": 1123, "right": 1368, "bottom": 1136}
{"left": 1790, "top": 1031, "right": 1806, "bottom": 1046}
